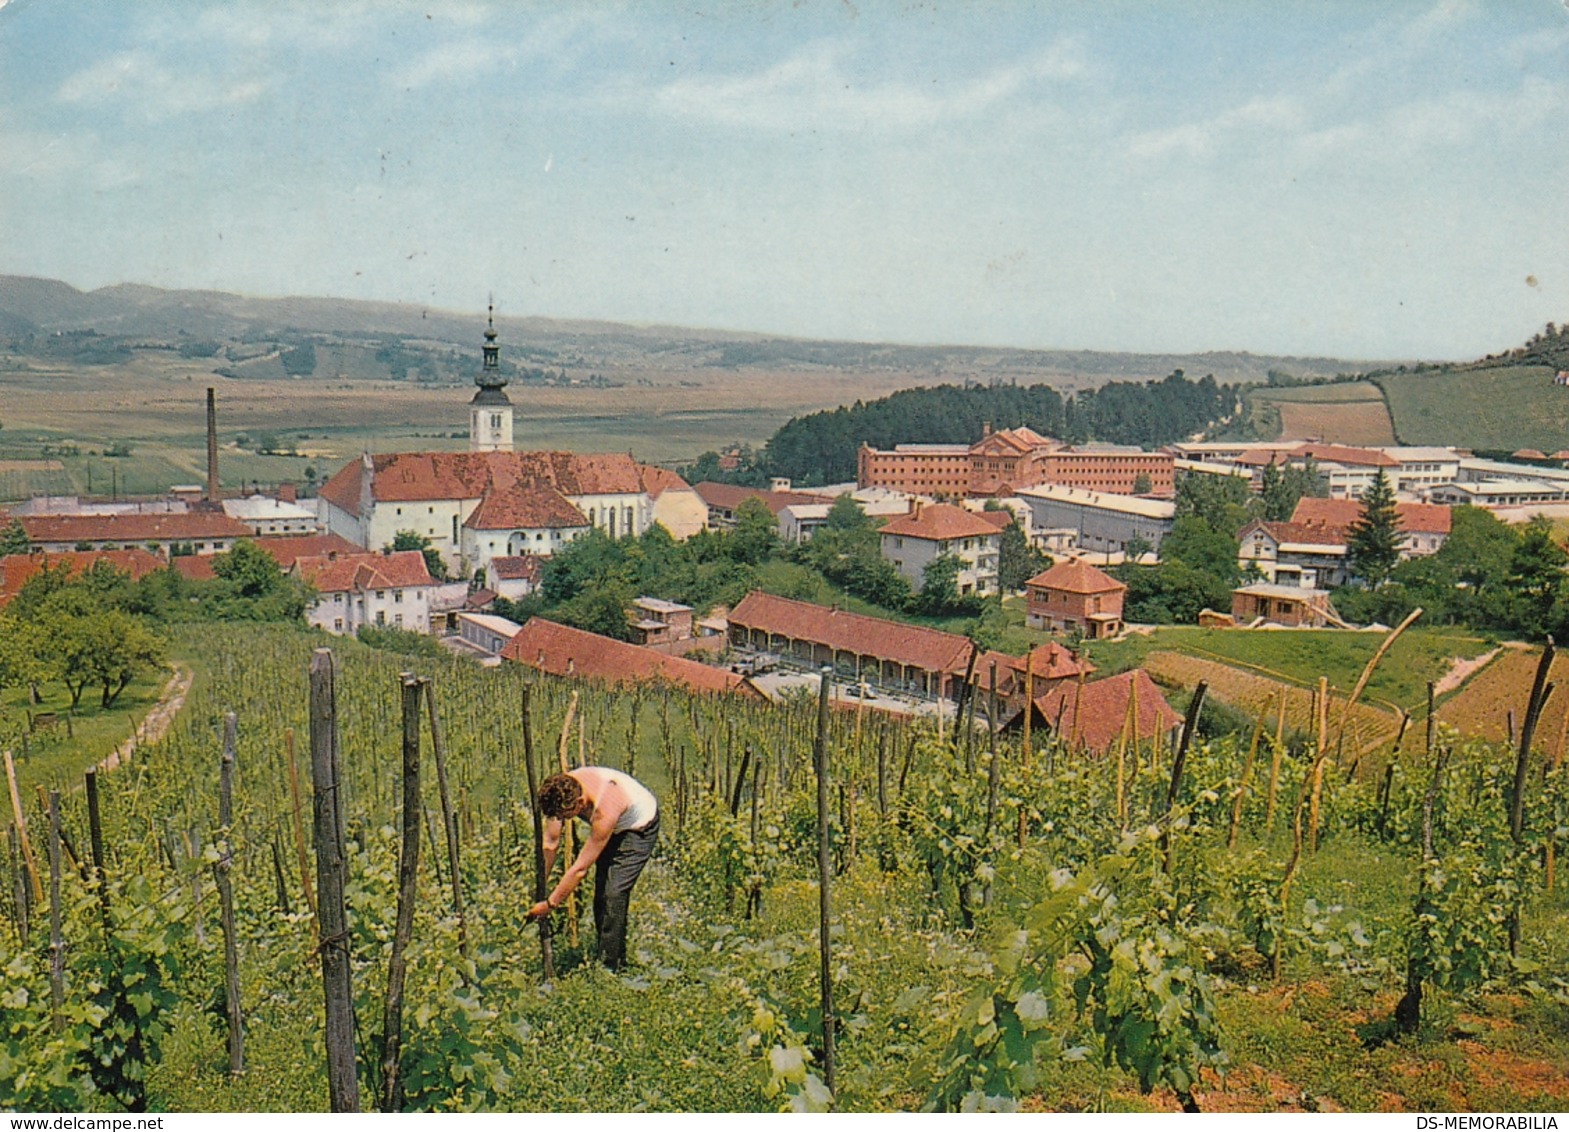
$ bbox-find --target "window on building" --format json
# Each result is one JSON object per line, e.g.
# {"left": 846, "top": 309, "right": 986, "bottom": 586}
{"left": 394, "top": 591, "right": 403, "bottom": 603}
{"left": 395, "top": 614, "right": 403, "bottom": 627}
{"left": 334, "top": 618, "right": 343, "bottom": 631}
{"left": 376, "top": 610, "right": 386, "bottom": 625}
{"left": 376, "top": 590, "right": 385, "bottom": 599}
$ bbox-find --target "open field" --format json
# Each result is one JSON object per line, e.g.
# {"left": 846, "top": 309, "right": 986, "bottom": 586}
{"left": 1246, "top": 382, "right": 1397, "bottom": 445}
{"left": 1436, "top": 644, "right": 1569, "bottom": 757}
{"left": 0, "top": 353, "right": 965, "bottom": 497}
{"left": 1377, "top": 363, "right": 1569, "bottom": 450}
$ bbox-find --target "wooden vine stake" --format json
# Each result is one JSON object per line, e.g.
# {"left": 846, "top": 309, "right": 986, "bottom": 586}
{"left": 1508, "top": 638, "right": 1555, "bottom": 956}
{"left": 422, "top": 678, "right": 466, "bottom": 957}
{"left": 309, "top": 649, "right": 359, "bottom": 1113}
{"left": 1263, "top": 687, "right": 1287, "bottom": 836}
{"left": 284, "top": 728, "right": 316, "bottom": 920}
{"left": 520, "top": 685, "right": 555, "bottom": 981}
{"left": 4, "top": 750, "right": 41, "bottom": 905}
{"left": 216, "top": 712, "right": 245, "bottom": 1077}
{"left": 47, "top": 790, "right": 64, "bottom": 1034}
{"left": 380, "top": 676, "right": 423, "bottom": 1112}
{"left": 84, "top": 769, "right": 112, "bottom": 939}
{"left": 1307, "top": 677, "right": 1329, "bottom": 854}
{"left": 813, "top": 667, "right": 837, "bottom": 1100}
{"left": 1227, "top": 694, "right": 1272, "bottom": 850}
{"left": 556, "top": 691, "right": 580, "bottom": 948}
{"left": 1160, "top": 682, "right": 1207, "bottom": 877}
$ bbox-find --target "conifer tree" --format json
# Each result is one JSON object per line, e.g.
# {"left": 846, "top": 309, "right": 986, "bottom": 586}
{"left": 1347, "top": 469, "right": 1402, "bottom": 587}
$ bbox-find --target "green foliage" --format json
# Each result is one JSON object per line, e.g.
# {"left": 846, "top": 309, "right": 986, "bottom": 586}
{"left": 206, "top": 541, "right": 310, "bottom": 622}
{"left": 998, "top": 519, "right": 1046, "bottom": 593}
{"left": 355, "top": 624, "right": 448, "bottom": 659}
{"left": 1347, "top": 470, "right": 1402, "bottom": 588}
{"left": 0, "top": 518, "right": 28, "bottom": 556}
{"left": 389, "top": 529, "right": 449, "bottom": 581}
{"left": 730, "top": 497, "right": 780, "bottom": 566}
{"left": 279, "top": 341, "right": 317, "bottom": 377}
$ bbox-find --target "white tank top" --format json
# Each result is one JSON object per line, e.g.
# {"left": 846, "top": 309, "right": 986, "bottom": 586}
{"left": 575, "top": 767, "right": 658, "bottom": 832}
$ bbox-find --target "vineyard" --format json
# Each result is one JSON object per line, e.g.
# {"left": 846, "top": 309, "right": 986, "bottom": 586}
{"left": 3, "top": 624, "right": 1568, "bottom": 1112}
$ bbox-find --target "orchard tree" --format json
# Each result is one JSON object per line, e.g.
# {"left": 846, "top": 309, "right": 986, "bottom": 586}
{"left": 729, "top": 497, "right": 780, "bottom": 566}
{"left": 0, "top": 518, "right": 29, "bottom": 557}
{"left": 48, "top": 608, "right": 166, "bottom": 708}
{"left": 1347, "top": 470, "right": 1402, "bottom": 587}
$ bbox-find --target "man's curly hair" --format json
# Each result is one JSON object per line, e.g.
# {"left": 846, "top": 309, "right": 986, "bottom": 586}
{"left": 539, "top": 773, "right": 584, "bottom": 819}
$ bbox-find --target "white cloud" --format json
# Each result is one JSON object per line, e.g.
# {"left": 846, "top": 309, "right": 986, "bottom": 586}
{"left": 639, "top": 38, "right": 1083, "bottom": 133}
{"left": 57, "top": 51, "right": 266, "bottom": 120}
{"left": 1126, "top": 96, "right": 1305, "bottom": 160}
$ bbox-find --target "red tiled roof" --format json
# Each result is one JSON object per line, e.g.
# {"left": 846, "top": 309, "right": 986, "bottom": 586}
{"left": 464, "top": 485, "right": 588, "bottom": 530}
{"left": 1237, "top": 519, "right": 1347, "bottom": 549}
{"left": 18, "top": 512, "right": 253, "bottom": 544}
{"left": 1289, "top": 498, "right": 1451, "bottom": 537}
{"left": 1010, "top": 641, "right": 1096, "bottom": 682}
{"left": 294, "top": 550, "right": 433, "bottom": 593}
{"left": 249, "top": 533, "right": 363, "bottom": 569}
{"left": 1513, "top": 449, "right": 1549, "bottom": 461}
{"left": 500, "top": 618, "right": 761, "bottom": 698}
{"left": 975, "top": 510, "right": 1014, "bottom": 530}
{"left": 0, "top": 549, "right": 165, "bottom": 607}
{"left": 172, "top": 555, "right": 217, "bottom": 582}
{"left": 970, "top": 427, "right": 1058, "bottom": 456}
{"left": 1034, "top": 669, "right": 1181, "bottom": 754}
{"left": 638, "top": 464, "right": 693, "bottom": 499}
{"left": 319, "top": 450, "right": 647, "bottom": 514}
{"left": 692, "top": 481, "right": 826, "bottom": 515}
{"left": 490, "top": 555, "right": 544, "bottom": 582}
{"left": 1287, "top": 443, "right": 1397, "bottom": 468}
{"left": 728, "top": 591, "right": 973, "bottom": 674}
{"left": 1025, "top": 559, "right": 1126, "bottom": 596}
{"left": 878, "top": 503, "right": 1001, "bottom": 541}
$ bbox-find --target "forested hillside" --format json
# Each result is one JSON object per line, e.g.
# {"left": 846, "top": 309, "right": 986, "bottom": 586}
{"left": 761, "top": 371, "right": 1241, "bottom": 484}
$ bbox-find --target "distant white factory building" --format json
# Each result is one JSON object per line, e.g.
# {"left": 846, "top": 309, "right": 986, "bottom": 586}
{"left": 1015, "top": 484, "right": 1176, "bottom": 558}
{"left": 222, "top": 493, "right": 322, "bottom": 536}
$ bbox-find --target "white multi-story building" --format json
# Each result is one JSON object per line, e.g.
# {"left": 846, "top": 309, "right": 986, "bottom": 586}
{"left": 878, "top": 502, "right": 1001, "bottom": 597}
{"left": 296, "top": 549, "right": 435, "bottom": 635}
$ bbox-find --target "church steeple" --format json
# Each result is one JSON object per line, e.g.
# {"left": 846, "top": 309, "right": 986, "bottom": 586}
{"left": 469, "top": 301, "right": 514, "bottom": 452}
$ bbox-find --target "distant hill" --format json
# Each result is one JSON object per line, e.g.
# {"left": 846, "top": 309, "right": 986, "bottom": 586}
{"left": 0, "top": 273, "right": 1383, "bottom": 388}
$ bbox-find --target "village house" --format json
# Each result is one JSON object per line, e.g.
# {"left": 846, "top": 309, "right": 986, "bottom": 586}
{"left": 487, "top": 554, "right": 543, "bottom": 600}
{"left": 15, "top": 511, "right": 255, "bottom": 558}
{"left": 629, "top": 596, "right": 694, "bottom": 647}
{"left": 640, "top": 464, "right": 709, "bottom": 540}
{"left": 1290, "top": 497, "right": 1451, "bottom": 556}
{"left": 168, "top": 532, "right": 364, "bottom": 582}
{"left": 1235, "top": 520, "right": 1350, "bottom": 589}
{"left": 1024, "top": 558, "right": 1126, "bottom": 639}
{"left": 878, "top": 501, "right": 1001, "bottom": 597}
{"left": 500, "top": 617, "right": 762, "bottom": 698}
{"left": 0, "top": 548, "right": 165, "bottom": 609}
{"left": 1029, "top": 669, "right": 1183, "bottom": 755}
{"left": 1231, "top": 583, "right": 1343, "bottom": 628}
{"left": 691, "top": 480, "right": 828, "bottom": 533}
{"left": 295, "top": 549, "right": 435, "bottom": 636}
{"left": 221, "top": 492, "right": 322, "bottom": 536}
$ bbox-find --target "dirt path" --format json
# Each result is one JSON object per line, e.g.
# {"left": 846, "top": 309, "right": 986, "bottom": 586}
{"left": 98, "top": 662, "right": 193, "bottom": 773}
{"left": 1431, "top": 647, "right": 1502, "bottom": 698}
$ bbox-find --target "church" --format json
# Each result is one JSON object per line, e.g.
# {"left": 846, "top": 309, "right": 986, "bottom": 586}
{"left": 318, "top": 309, "right": 704, "bottom": 584}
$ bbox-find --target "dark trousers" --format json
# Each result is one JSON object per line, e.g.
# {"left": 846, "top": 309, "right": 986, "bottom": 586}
{"left": 592, "top": 813, "right": 658, "bottom": 971}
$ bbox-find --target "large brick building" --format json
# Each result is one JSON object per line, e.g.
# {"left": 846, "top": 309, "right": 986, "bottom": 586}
{"left": 858, "top": 426, "right": 1173, "bottom": 499}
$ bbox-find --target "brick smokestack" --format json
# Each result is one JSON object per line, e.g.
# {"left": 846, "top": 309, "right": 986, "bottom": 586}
{"left": 206, "top": 387, "right": 219, "bottom": 503}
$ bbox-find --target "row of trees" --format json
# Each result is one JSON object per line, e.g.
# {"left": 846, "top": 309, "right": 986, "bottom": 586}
{"left": 736, "top": 371, "right": 1241, "bottom": 486}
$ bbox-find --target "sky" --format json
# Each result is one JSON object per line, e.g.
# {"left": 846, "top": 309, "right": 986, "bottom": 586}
{"left": 2, "top": 0, "right": 1567, "bottom": 361}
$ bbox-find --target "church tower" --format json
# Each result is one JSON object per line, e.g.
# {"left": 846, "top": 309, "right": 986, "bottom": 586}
{"left": 469, "top": 303, "right": 514, "bottom": 452}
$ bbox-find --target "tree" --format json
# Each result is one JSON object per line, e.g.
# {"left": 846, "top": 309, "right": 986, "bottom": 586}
{"left": 1175, "top": 471, "right": 1252, "bottom": 535}
{"left": 280, "top": 341, "right": 317, "bottom": 377}
{"left": 207, "top": 541, "right": 308, "bottom": 622}
{"left": 919, "top": 553, "right": 964, "bottom": 615}
{"left": 997, "top": 519, "right": 1045, "bottom": 592}
{"left": 729, "top": 497, "right": 780, "bottom": 566}
{"left": 1506, "top": 517, "right": 1567, "bottom": 639}
{"left": 46, "top": 607, "right": 165, "bottom": 708}
{"left": 1161, "top": 516, "right": 1240, "bottom": 584}
{"left": 1132, "top": 472, "right": 1153, "bottom": 495}
{"left": 390, "top": 530, "right": 449, "bottom": 581}
{"left": 1346, "top": 470, "right": 1402, "bottom": 587}
{"left": 556, "top": 578, "right": 635, "bottom": 641}
{"left": 0, "top": 614, "right": 53, "bottom": 698}
{"left": 0, "top": 519, "right": 29, "bottom": 557}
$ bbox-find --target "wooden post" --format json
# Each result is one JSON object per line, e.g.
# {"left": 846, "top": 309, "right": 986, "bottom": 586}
{"left": 813, "top": 667, "right": 837, "bottom": 1099}
{"left": 1308, "top": 677, "right": 1329, "bottom": 853}
{"left": 730, "top": 746, "right": 752, "bottom": 817}
{"left": 47, "top": 791, "right": 64, "bottom": 1034}
{"left": 555, "top": 692, "right": 580, "bottom": 949}
{"left": 85, "top": 769, "right": 112, "bottom": 938}
{"left": 284, "top": 728, "right": 317, "bottom": 919}
{"left": 422, "top": 679, "right": 466, "bottom": 957}
{"left": 1161, "top": 683, "right": 1207, "bottom": 876}
{"left": 1333, "top": 608, "right": 1423, "bottom": 763}
{"left": 520, "top": 685, "right": 555, "bottom": 981}
{"left": 4, "top": 750, "right": 41, "bottom": 905}
{"left": 216, "top": 713, "right": 245, "bottom": 1077}
{"left": 380, "top": 676, "right": 422, "bottom": 1112}
{"left": 309, "top": 649, "right": 359, "bottom": 1113}
{"left": 8, "top": 825, "right": 28, "bottom": 944}
{"left": 1508, "top": 641, "right": 1555, "bottom": 956}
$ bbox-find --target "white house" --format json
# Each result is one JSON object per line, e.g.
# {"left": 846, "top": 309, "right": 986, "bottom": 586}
{"left": 222, "top": 494, "right": 322, "bottom": 536}
{"left": 878, "top": 501, "right": 1001, "bottom": 597}
{"left": 296, "top": 549, "right": 435, "bottom": 635}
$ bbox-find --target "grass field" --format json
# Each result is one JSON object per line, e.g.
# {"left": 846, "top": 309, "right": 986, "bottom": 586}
{"left": 1246, "top": 382, "right": 1397, "bottom": 445}
{"left": 1085, "top": 625, "right": 1492, "bottom": 716}
{"left": 1377, "top": 363, "right": 1569, "bottom": 450}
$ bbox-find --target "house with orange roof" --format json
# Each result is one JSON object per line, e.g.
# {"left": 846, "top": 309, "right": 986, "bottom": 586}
{"left": 16, "top": 511, "right": 254, "bottom": 557}
{"left": 294, "top": 549, "right": 435, "bottom": 635}
{"left": 500, "top": 617, "right": 762, "bottom": 699}
{"left": 1031, "top": 669, "right": 1183, "bottom": 755}
{"left": 641, "top": 464, "right": 708, "bottom": 540}
{"left": 878, "top": 500, "right": 1001, "bottom": 597}
{"left": 1024, "top": 559, "right": 1127, "bottom": 638}
{"left": 1289, "top": 497, "right": 1451, "bottom": 556}
{"left": 0, "top": 549, "right": 165, "bottom": 609}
